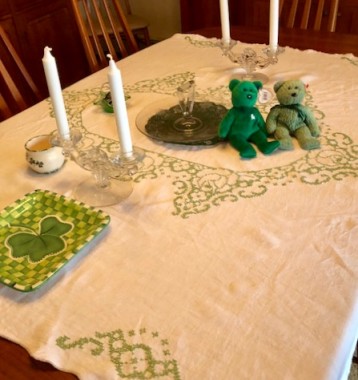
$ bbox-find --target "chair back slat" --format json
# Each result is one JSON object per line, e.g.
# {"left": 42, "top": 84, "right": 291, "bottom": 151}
{"left": 327, "top": 0, "right": 339, "bottom": 32}
{"left": 86, "top": 0, "right": 110, "bottom": 63}
{"left": 101, "top": 0, "right": 127, "bottom": 57}
{"left": 71, "top": 0, "right": 139, "bottom": 73}
{"left": 112, "top": 0, "right": 139, "bottom": 51}
{"left": 92, "top": 0, "right": 120, "bottom": 60}
{"left": 287, "top": 0, "right": 299, "bottom": 28}
{"left": 0, "top": 25, "right": 42, "bottom": 121}
{"left": 123, "top": 0, "right": 132, "bottom": 15}
{"left": 300, "top": 0, "right": 312, "bottom": 29}
{"left": 279, "top": 0, "right": 285, "bottom": 15}
{"left": 0, "top": 92, "right": 12, "bottom": 120}
{"left": 314, "top": 0, "right": 325, "bottom": 30}
{"left": 280, "top": 0, "right": 340, "bottom": 32}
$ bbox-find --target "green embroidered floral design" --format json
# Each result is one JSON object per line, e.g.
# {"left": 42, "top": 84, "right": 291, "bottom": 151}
{"left": 5, "top": 216, "right": 73, "bottom": 263}
{"left": 54, "top": 67, "right": 357, "bottom": 219}
{"left": 341, "top": 56, "right": 358, "bottom": 66}
{"left": 56, "top": 328, "right": 181, "bottom": 379}
{"left": 184, "top": 35, "right": 219, "bottom": 48}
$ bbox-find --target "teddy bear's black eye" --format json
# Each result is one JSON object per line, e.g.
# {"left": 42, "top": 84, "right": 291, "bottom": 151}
{"left": 288, "top": 86, "right": 292, "bottom": 90}
{"left": 294, "top": 86, "right": 298, "bottom": 89}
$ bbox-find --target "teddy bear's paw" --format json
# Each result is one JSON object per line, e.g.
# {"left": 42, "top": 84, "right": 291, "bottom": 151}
{"left": 240, "top": 145, "right": 257, "bottom": 159}
{"left": 278, "top": 138, "right": 294, "bottom": 150}
{"left": 299, "top": 138, "right": 320, "bottom": 150}
{"left": 267, "top": 129, "right": 276, "bottom": 136}
{"left": 310, "top": 128, "right": 320, "bottom": 137}
{"left": 260, "top": 140, "right": 280, "bottom": 155}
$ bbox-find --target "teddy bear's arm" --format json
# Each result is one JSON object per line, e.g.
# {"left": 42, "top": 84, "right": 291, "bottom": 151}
{"left": 304, "top": 107, "right": 320, "bottom": 137}
{"left": 218, "top": 109, "right": 235, "bottom": 139}
{"left": 266, "top": 108, "right": 279, "bottom": 135}
{"left": 255, "top": 109, "right": 267, "bottom": 136}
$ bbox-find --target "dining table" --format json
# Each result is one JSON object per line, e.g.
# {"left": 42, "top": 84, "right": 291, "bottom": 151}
{"left": 0, "top": 30, "right": 357, "bottom": 380}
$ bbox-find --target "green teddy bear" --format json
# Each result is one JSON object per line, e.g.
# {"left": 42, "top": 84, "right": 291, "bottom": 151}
{"left": 219, "top": 79, "right": 280, "bottom": 159}
{"left": 266, "top": 79, "right": 320, "bottom": 150}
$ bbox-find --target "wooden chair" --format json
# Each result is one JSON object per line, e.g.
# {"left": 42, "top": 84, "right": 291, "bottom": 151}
{"left": 122, "top": 0, "right": 150, "bottom": 47}
{"left": 354, "top": 343, "right": 358, "bottom": 364}
{"left": 0, "top": 25, "right": 42, "bottom": 121}
{"left": 279, "top": 0, "right": 340, "bottom": 32}
{"left": 71, "top": 0, "right": 140, "bottom": 73}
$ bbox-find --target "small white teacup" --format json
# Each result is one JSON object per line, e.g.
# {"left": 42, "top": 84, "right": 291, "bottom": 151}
{"left": 25, "top": 134, "right": 65, "bottom": 174}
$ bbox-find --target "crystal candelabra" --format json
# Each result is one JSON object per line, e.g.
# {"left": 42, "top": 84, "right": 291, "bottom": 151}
{"left": 218, "top": 39, "right": 284, "bottom": 83}
{"left": 51, "top": 130, "right": 145, "bottom": 207}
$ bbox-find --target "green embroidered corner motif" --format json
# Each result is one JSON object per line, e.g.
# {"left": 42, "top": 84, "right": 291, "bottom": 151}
{"left": 56, "top": 72, "right": 357, "bottom": 219}
{"left": 56, "top": 328, "right": 181, "bottom": 380}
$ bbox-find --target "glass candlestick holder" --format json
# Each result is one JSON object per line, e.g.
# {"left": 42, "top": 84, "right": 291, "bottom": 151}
{"left": 51, "top": 129, "right": 145, "bottom": 207}
{"left": 218, "top": 39, "right": 284, "bottom": 83}
{"left": 51, "top": 129, "right": 82, "bottom": 157}
{"left": 72, "top": 146, "right": 134, "bottom": 207}
{"left": 110, "top": 147, "right": 145, "bottom": 177}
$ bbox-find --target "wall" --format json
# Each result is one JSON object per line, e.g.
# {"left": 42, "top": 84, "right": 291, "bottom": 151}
{"left": 129, "top": 0, "right": 181, "bottom": 41}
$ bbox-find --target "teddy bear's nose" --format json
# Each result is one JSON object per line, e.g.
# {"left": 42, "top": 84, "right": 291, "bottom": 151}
{"left": 291, "top": 92, "right": 297, "bottom": 97}
{"left": 247, "top": 94, "right": 253, "bottom": 99}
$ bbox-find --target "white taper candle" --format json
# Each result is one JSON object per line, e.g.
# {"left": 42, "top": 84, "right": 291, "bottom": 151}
{"left": 219, "top": 0, "right": 231, "bottom": 46}
{"left": 269, "top": 0, "right": 279, "bottom": 52}
{"left": 42, "top": 47, "right": 70, "bottom": 140}
{"left": 107, "top": 55, "right": 133, "bottom": 157}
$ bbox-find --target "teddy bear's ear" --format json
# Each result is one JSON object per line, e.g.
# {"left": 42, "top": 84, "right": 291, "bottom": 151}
{"left": 274, "top": 81, "right": 284, "bottom": 93}
{"left": 229, "top": 79, "right": 240, "bottom": 91}
{"left": 253, "top": 81, "right": 263, "bottom": 90}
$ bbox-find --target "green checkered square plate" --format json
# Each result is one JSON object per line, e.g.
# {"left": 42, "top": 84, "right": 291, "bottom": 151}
{"left": 0, "top": 189, "right": 110, "bottom": 292}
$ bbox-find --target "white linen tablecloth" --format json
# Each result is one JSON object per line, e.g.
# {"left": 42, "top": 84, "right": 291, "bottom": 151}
{"left": 0, "top": 34, "right": 357, "bottom": 380}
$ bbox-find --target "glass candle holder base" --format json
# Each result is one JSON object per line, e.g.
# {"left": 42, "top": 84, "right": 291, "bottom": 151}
{"left": 73, "top": 176, "right": 133, "bottom": 207}
{"left": 173, "top": 116, "right": 203, "bottom": 135}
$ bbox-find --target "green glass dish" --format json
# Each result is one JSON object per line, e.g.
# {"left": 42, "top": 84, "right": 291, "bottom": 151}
{"left": 0, "top": 189, "right": 110, "bottom": 292}
{"left": 136, "top": 98, "right": 228, "bottom": 146}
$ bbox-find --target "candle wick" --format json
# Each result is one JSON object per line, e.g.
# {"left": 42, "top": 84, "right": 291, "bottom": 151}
{"left": 107, "top": 54, "right": 113, "bottom": 60}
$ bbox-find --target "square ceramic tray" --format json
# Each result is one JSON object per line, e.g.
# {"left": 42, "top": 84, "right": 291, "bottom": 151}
{"left": 0, "top": 189, "right": 110, "bottom": 292}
